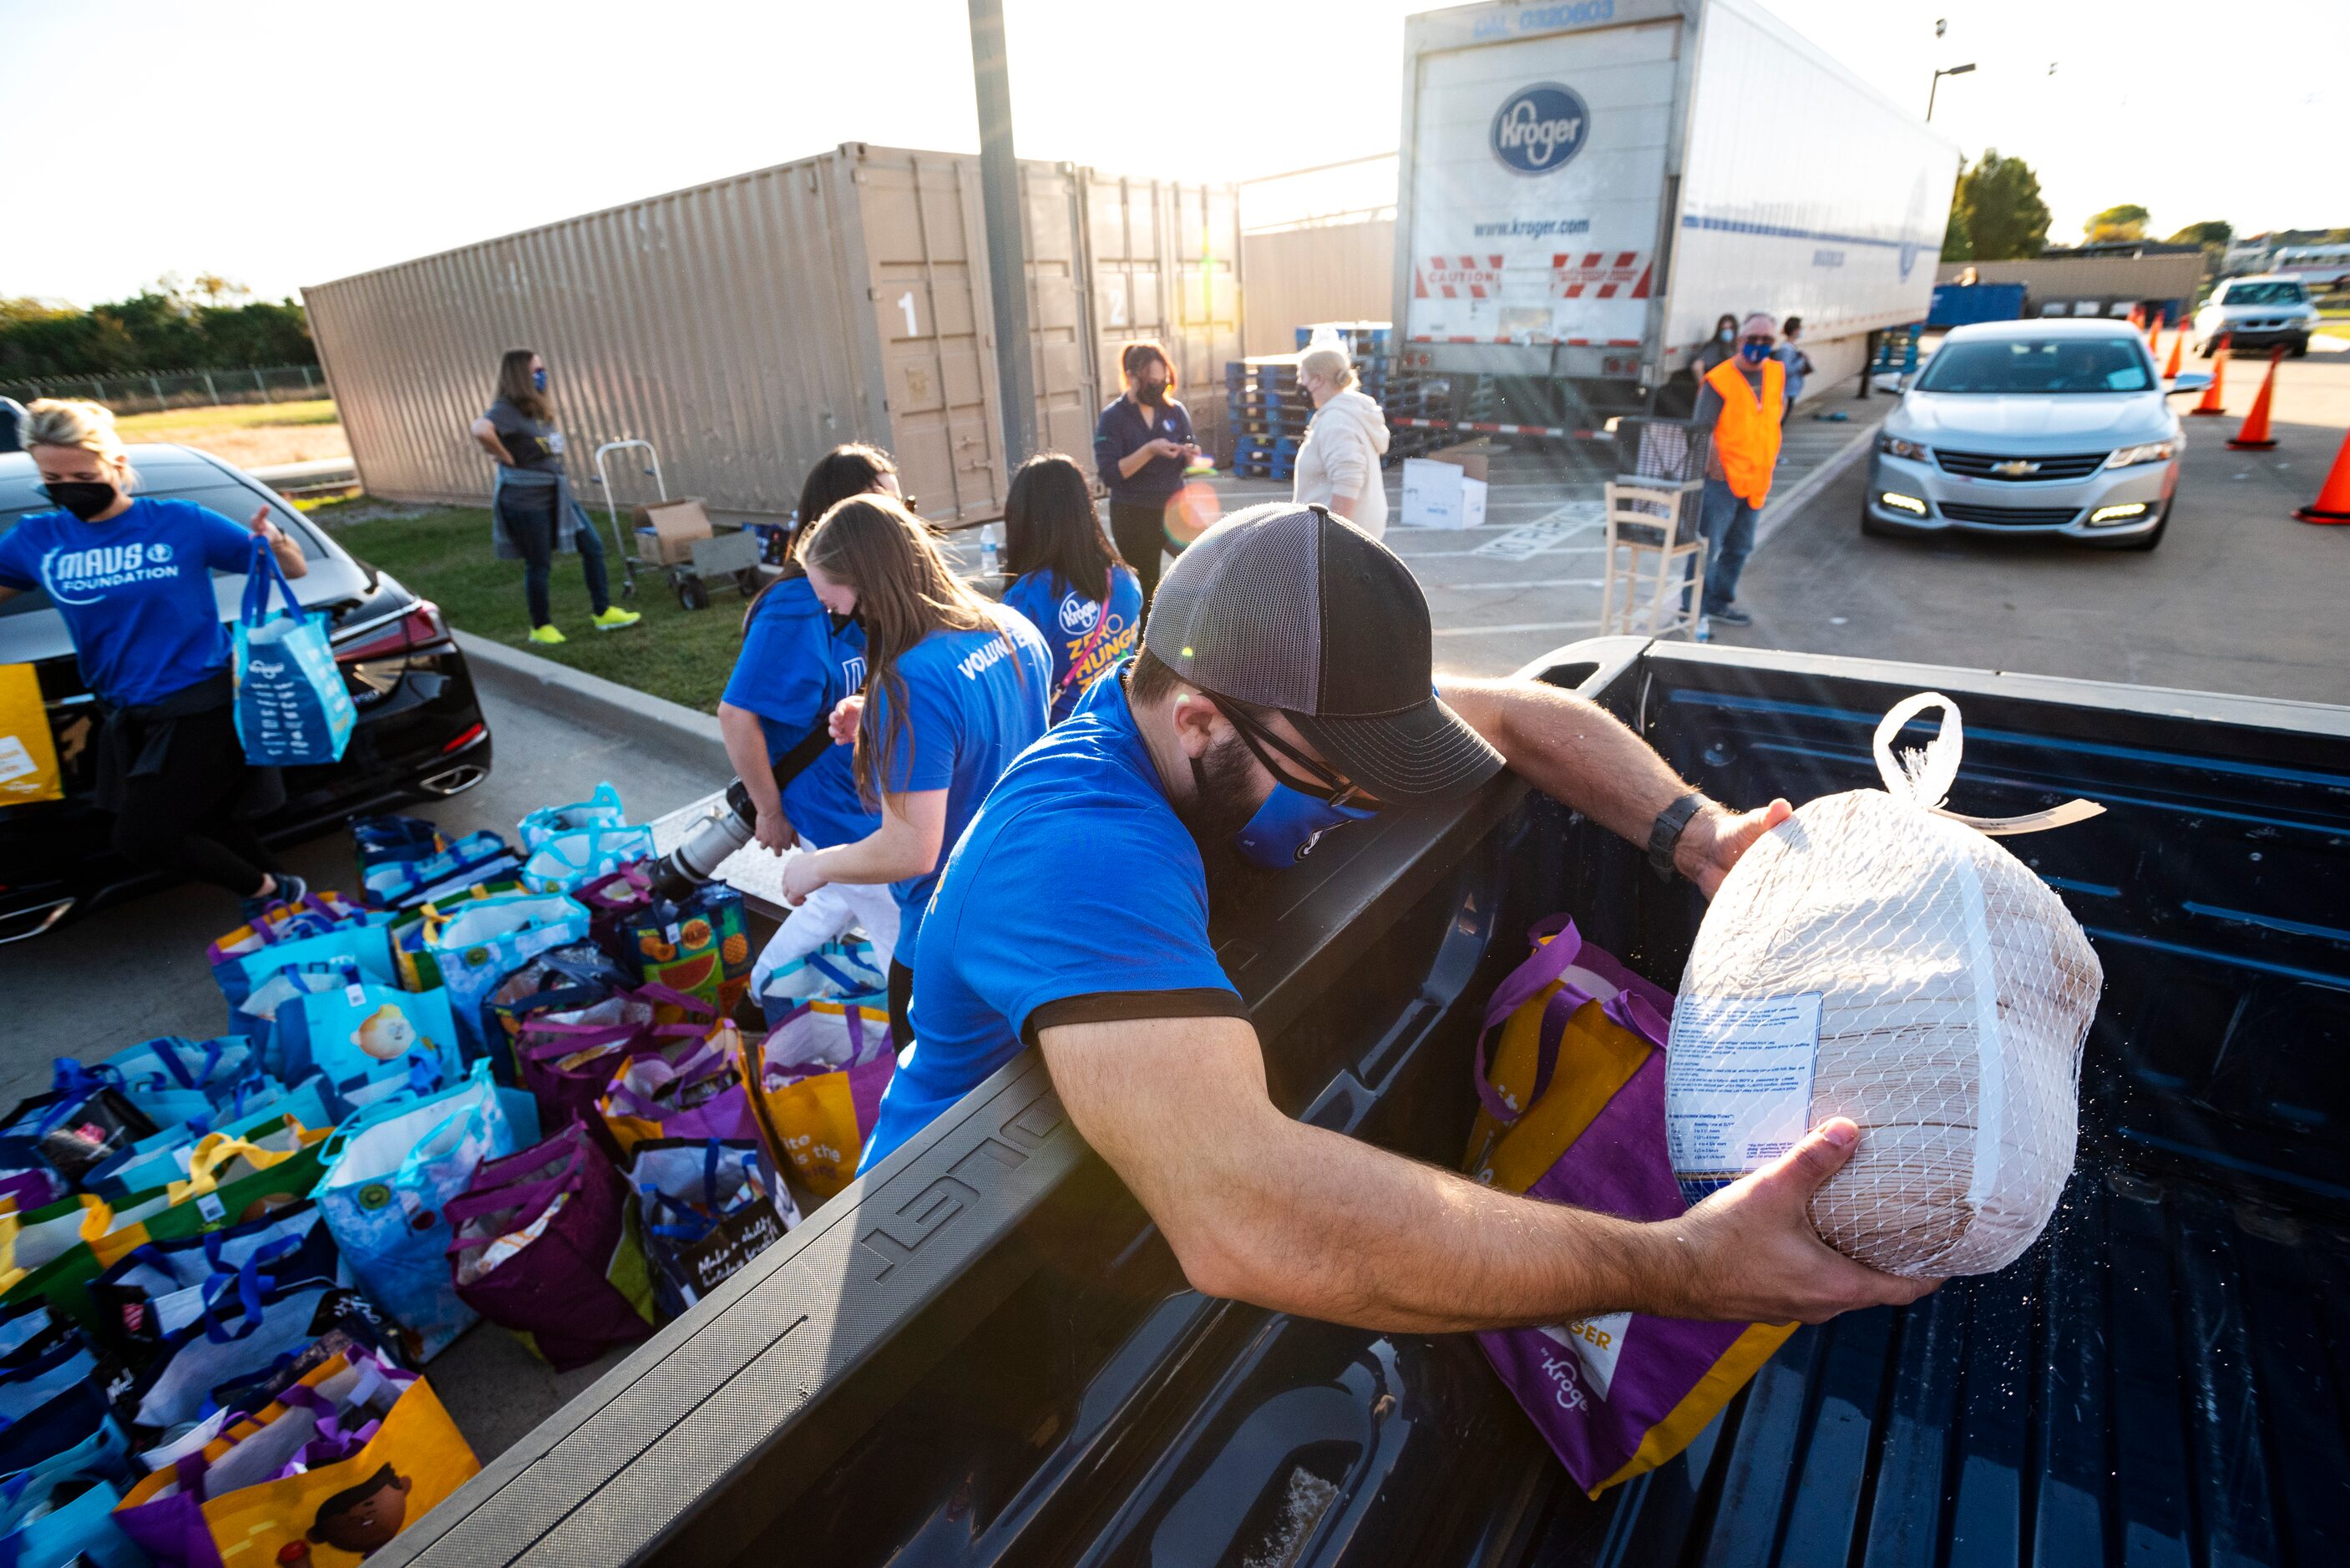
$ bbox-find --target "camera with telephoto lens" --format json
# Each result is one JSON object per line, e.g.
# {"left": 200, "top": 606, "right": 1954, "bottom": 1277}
{"left": 648, "top": 777, "right": 760, "bottom": 899}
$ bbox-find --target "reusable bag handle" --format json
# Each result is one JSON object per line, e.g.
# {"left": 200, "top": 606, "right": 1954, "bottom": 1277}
{"left": 239, "top": 530, "right": 303, "bottom": 627}
{"left": 1471, "top": 917, "right": 1669, "bottom": 1126}
{"left": 194, "top": 1233, "right": 305, "bottom": 1343}
{"left": 169, "top": 1125, "right": 308, "bottom": 1202}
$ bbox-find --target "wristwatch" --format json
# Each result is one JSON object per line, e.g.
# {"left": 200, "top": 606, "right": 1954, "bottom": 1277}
{"left": 1647, "top": 792, "right": 1705, "bottom": 880}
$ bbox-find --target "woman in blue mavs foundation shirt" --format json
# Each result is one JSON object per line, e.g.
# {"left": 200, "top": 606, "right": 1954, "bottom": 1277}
{"left": 999, "top": 453, "right": 1142, "bottom": 725}
{"left": 778, "top": 494, "right": 1051, "bottom": 1048}
{"left": 718, "top": 443, "right": 902, "bottom": 991}
{"left": 0, "top": 400, "right": 311, "bottom": 908}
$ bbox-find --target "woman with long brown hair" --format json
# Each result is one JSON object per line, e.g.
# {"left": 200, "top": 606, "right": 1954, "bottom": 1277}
{"left": 723, "top": 445, "right": 904, "bottom": 994}
{"left": 778, "top": 494, "right": 1051, "bottom": 1046}
{"left": 1000, "top": 453, "right": 1141, "bottom": 723}
{"left": 468, "top": 346, "right": 639, "bottom": 642}
{"left": 1091, "top": 339, "right": 1197, "bottom": 609}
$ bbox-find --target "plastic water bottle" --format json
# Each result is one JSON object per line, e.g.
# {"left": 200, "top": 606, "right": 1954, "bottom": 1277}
{"left": 979, "top": 523, "right": 1000, "bottom": 579}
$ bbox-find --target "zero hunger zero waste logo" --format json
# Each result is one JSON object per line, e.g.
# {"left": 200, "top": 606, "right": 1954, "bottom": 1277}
{"left": 1491, "top": 83, "right": 1591, "bottom": 175}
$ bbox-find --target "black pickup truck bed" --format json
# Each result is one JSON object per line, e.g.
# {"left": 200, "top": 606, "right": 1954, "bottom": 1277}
{"left": 385, "top": 638, "right": 2350, "bottom": 1568}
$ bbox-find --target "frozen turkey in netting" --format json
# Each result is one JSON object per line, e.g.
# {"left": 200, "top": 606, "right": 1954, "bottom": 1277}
{"left": 1664, "top": 693, "right": 2104, "bottom": 1277}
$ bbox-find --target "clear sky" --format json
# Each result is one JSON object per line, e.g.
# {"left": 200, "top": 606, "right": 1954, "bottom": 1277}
{"left": 3, "top": 0, "right": 2333, "bottom": 306}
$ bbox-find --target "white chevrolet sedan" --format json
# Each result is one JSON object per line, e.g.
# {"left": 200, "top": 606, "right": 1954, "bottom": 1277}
{"left": 1863, "top": 320, "right": 2211, "bottom": 552}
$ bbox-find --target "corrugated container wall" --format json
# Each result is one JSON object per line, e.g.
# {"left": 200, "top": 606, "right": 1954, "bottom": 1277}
{"left": 305, "top": 145, "right": 1236, "bottom": 524}
{"left": 1076, "top": 174, "right": 1243, "bottom": 460}
{"left": 1239, "top": 220, "right": 1396, "bottom": 356}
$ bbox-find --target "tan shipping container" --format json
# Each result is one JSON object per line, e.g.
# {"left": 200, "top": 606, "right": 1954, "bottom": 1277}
{"left": 304, "top": 144, "right": 1190, "bottom": 527}
{"left": 1075, "top": 173, "right": 1243, "bottom": 460}
{"left": 1238, "top": 218, "right": 1396, "bottom": 356}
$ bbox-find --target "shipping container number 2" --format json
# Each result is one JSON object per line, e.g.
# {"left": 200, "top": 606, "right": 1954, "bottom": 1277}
{"left": 898, "top": 291, "right": 920, "bottom": 336}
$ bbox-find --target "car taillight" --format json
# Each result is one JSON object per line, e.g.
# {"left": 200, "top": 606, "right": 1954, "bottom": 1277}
{"left": 334, "top": 601, "right": 446, "bottom": 663}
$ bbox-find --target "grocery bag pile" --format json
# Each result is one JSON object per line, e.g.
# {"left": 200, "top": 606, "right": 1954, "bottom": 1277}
{"left": 0, "top": 783, "right": 898, "bottom": 1567}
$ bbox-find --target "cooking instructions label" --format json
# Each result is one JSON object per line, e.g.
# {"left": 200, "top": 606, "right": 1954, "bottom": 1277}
{"left": 1665, "top": 994, "right": 1820, "bottom": 1207}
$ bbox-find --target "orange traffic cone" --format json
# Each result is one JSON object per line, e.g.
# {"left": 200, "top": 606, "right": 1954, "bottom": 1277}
{"left": 2227, "top": 347, "right": 2283, "bottom": 450}
{"left": 2189, "top": 336, "right": 2229, "bottom": 416}
{"left": 2295, "top": 426, "right": 2350, "bottom": 524}
{"left": 2162, "top": 320, "right": 2187, "bottom": 380}
{"left": 2145, "top": 311, "right": 2160, "bottom": 352}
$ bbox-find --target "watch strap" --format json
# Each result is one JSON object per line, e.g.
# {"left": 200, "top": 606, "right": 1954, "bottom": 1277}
{"left": 1647, "top": 792, "right": 1704, "bottom": 880}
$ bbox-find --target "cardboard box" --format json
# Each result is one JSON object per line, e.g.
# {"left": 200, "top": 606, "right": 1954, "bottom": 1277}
{"left": 1426, "top": 440, "right": 1492, "bottom": 483}
{"left": 1400, "top": 458, "right": 1490, "bottom": 530}
{"left": 631, "top": 498, "right": 712, "bottom": 565}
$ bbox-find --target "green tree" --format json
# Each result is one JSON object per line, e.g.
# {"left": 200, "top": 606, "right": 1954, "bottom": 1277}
{"left": 0, "top": 286, "right": 315, "bottom": 380}
{"left": 1950, "top": 149, "right": 2050, "bottom": 261}
{"left": 1940, "top": 200, "right": 1974, "bottom": 262}
{"left": 2084, "top": 203, "right": 2150, "bottom": 242}
{"left": 2167, "top": 220, "right": 2232, "bottom": 247}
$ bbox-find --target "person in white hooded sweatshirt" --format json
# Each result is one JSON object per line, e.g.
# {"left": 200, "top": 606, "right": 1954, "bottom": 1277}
{"left": 1290, "top": 344, "right": 1392, "bottom": 538}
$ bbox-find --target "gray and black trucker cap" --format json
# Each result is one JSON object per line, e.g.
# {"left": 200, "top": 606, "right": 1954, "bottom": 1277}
{"left": 1142, "top": 502, "right": 1505, "bottom": 803}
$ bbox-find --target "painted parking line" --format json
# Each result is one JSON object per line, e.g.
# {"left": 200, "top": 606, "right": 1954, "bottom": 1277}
{"left": 1403, "top": 544, "right": 1607, "bottom": 559}
{"left": 1425, "top": 577, "right": 1606, "bottom": 590}
{"left": 1431, "top": 619, "right": 1603, "bottom": 637}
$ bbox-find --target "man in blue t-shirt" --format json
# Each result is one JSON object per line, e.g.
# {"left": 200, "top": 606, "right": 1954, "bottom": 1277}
{"left": 864, "top": 502, "right": 1940, "bottom": 1337}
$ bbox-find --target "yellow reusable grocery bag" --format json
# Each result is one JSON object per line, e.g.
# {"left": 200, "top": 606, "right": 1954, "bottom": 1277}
{"left": 738, "top": 999, "right": 894, "bottom": 1198}
{"left": 0, "top": 664, "right": 63, "bottom": 805}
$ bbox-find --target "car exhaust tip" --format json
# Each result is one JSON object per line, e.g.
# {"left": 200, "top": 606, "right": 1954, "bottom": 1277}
{"left": 0, "top": 898, "right": 76, "bottom": 945}
{"left": 418, "top": 763, "right": 488, "bottom": 796}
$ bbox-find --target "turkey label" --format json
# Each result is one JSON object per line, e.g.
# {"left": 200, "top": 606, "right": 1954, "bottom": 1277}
{"left": 1665, "top": 993, "right": 1821, "bottom": 1206}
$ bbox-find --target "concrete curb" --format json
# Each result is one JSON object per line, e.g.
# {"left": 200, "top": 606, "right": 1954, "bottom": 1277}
{"left": 453, "top": 630, "right": 730, "bottom": 774}
{"left": 1751, "top": 420, "right": 1880, "bottom": 555}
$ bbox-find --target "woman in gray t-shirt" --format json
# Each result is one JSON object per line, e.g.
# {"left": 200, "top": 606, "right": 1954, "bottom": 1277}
{"left": 468, "top": 347, "right": 639, "bottom": 642}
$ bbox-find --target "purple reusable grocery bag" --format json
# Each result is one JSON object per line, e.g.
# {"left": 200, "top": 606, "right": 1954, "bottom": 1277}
{"left": 443, "top": 1124, "right": 653, "bottom": 1371}
{"left": 1466, "top": 915, "right": 1796, "bottom": 1495}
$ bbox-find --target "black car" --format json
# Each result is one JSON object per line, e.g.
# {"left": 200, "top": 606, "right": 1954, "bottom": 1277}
{"left": 0, "top": 443, "right": 492, "bottom": 941}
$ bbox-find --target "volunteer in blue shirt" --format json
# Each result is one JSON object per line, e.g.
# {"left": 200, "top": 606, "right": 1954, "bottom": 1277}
{"left": 0, "top": 399, "right": 311, "bottom": 908}
{"left": 860, "top": 501, "right": 1941, "bottom": 1336}
{"left": 998, "top": 453, "right": 1142, "bottom": 724}
{"left": 722, "top": 444, "right": 904, "bottom": 993}
{"left": 777, "top": 493, "right": 1051, "bottom": 1046}
{"left": 1091, "top": 339, "right": 1197, "bottom": 611}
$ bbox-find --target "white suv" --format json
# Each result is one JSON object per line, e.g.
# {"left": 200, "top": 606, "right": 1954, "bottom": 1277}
{"left": 2192, "top": 276, "right": 2320, "bottom": 358}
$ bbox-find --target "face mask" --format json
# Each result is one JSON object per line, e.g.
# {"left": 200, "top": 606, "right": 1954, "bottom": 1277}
{"left": 1208, "top": 707, "right": 1379, "bottom": 870}
{"left": 1232, "top": 783, "right": 1376, "bottom": 869}
{"left": 1718, "top": 326, "right": 1735, "bottom": 343}
{"left": 531, "top": 368, "right": 549, "bottom": 392}
{"left": 41, "top": 480, "right": 118, "bottom": 522}
{"left": 1739, "top": 339, "right": 1772, "bottom": 365}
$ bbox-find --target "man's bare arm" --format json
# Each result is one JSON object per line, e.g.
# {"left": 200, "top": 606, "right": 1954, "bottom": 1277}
{"left": 1039, "top": 1014, "right": 1933, "bottom": 1333}
{"left": 1439, "top": 676, "right": 1790, "bottom": 896}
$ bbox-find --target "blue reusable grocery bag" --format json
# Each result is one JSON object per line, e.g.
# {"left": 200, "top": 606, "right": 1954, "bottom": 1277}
{"left": 519, "top": 825, "right": 656, "bottom": 894}
{"left": 518, "top": 782, "right": 627, "bottom": 852}
{"left": 363, "top": 829, "right": 521, "bottom": 911}
{"left": 423, "top": 892, "right": 591, "bottom": 1055}
{"left": 230, "top": 533, "right": 355, "bottom": 766}
{"left": 275, "top": 982, "right": 463, "bottom": 1104}
{"left": 313, "top": 1062, "right": 539, "bottom": 1360}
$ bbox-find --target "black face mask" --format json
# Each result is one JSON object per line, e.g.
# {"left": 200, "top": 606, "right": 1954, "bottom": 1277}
{"left": 41, "top": 481, "right": 119, "bottom": 522}
{"left": 1139, "top": 381, "right": 1167, "bottom": 409}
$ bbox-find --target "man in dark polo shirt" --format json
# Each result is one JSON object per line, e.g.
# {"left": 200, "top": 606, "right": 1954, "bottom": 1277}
{"left": 864, "top": 503, "right": 1937, "bottom": 1333}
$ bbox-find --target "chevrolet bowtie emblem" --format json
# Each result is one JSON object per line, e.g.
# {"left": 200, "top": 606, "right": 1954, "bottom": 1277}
{"left": 1990, "top": 459, "right": 2041, "bottom": 476}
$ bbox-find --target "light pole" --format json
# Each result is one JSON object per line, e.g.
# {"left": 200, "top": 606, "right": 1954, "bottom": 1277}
{"left": 1927, "top": 61, "right": 1976, "bottom": 121}
{"left": 969, "top": 0, "right": 1037, "bottom": 472}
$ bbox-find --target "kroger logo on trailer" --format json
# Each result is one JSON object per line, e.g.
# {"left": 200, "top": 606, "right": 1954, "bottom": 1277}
{"left": 1491, "top": 83, "right": 1590, "bottom": 175}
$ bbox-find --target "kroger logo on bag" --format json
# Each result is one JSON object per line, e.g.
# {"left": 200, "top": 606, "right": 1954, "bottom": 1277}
{"left": 1491, "top": 83, "right": 1590, "bottom": 175}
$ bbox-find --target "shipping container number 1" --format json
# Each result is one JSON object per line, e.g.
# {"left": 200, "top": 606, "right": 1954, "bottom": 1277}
{"left": 898, "top": 291, "right": 919, "bottom": 336}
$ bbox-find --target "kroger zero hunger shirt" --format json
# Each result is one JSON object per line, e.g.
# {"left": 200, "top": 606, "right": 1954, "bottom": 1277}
{"left": 864, "top": 603, "right": 1053, "bottom": 968}
{"left": 0, "top": 498, "right": 255, "bottom": 706}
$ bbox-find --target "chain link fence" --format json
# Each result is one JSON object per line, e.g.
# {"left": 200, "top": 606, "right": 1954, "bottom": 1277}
{"left": 0, "top": 364, "right": 323, "bottom": 417}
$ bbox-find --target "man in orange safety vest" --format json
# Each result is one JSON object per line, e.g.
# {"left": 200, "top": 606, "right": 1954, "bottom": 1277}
{"left": 1689, "top": 312, "right": 1785, "bottom": 628}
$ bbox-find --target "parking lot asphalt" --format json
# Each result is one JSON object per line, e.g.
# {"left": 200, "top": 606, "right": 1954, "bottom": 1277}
{"left": 1195, "top": 388, "right": 1883, "bottom": 676}
{"left": 1702, "top": 342, "right": 2350, "bottom": 706}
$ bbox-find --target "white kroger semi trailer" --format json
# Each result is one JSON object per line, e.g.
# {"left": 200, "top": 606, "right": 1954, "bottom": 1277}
{"left": 1393, "top": 0, "right": 1959, "bottom": 435}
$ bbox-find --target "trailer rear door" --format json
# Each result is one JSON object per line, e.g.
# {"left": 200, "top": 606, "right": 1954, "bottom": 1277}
{"left": 1403, "top": 17, "right": 1680, "bottom": 356}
